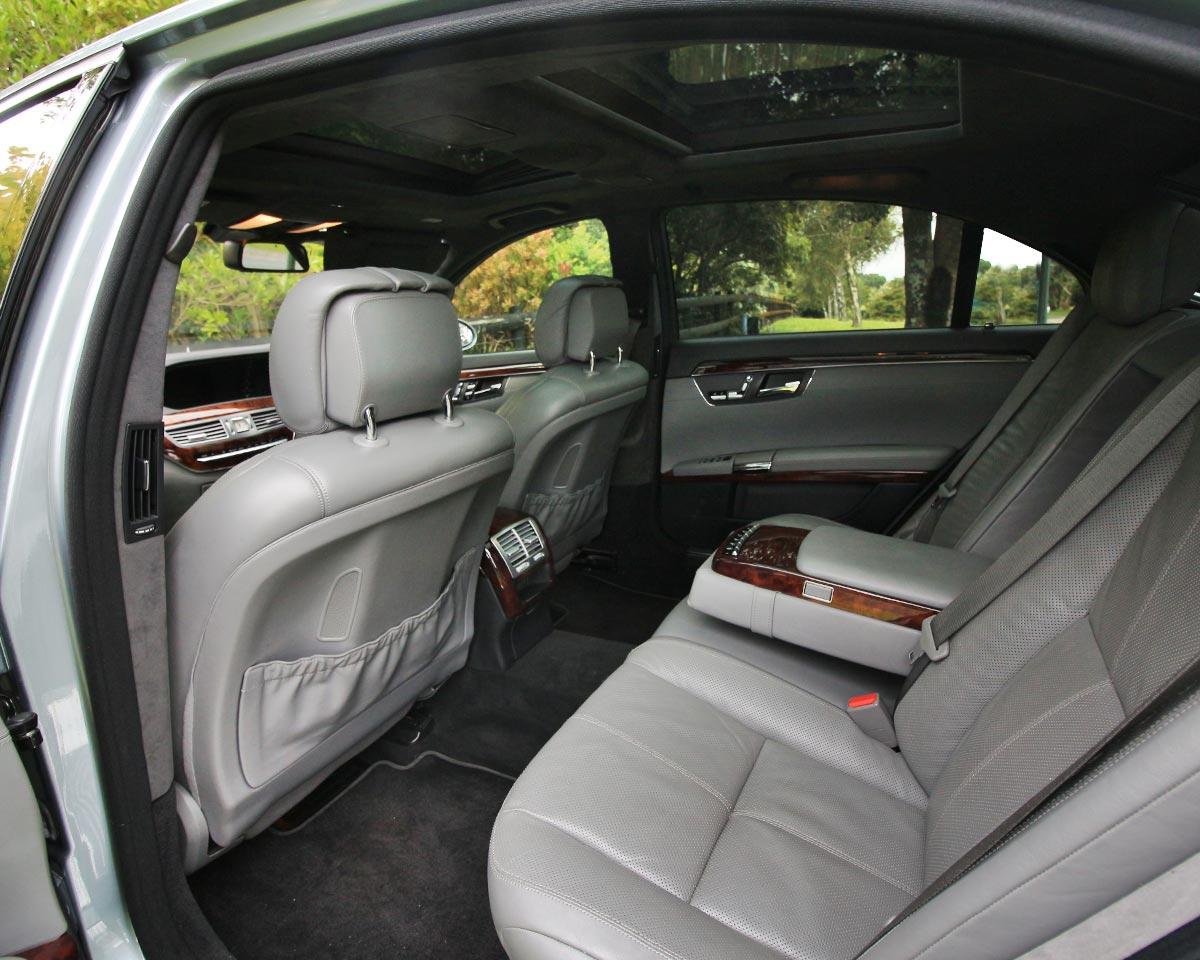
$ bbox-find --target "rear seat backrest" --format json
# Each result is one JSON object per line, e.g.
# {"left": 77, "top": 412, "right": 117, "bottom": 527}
{"left": 908, "top": 200, "right": 1200, "bottom": 556}
{"left": 897, "top": 393, "right": 1200, "bottom": 882}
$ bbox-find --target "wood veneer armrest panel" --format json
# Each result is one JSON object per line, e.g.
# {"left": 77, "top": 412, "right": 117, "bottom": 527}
{"left": 712, "top": 523, "right": 937, "bottom": 630}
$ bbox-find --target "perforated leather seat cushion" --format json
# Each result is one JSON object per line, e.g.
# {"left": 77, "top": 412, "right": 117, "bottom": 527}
{"left": 489, "top": 634, "right": 927, "bottom": 960}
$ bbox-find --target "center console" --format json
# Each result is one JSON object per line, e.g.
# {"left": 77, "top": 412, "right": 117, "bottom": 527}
{"left": 689, "top": 521, "right": 989, "bottom": 674}
{"left": 471, "top": 509, "right": 556, "bottom": 670}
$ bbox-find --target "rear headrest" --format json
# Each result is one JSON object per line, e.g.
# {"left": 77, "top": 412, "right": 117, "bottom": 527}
{"left": 1092, "top": 200, "right": 1200, "bottom": 326}
{"left": 534, "top": 275, "right": 628, "bottom": 367}
{"left": 270, "top": 267, "right": 460, "bottom": 436}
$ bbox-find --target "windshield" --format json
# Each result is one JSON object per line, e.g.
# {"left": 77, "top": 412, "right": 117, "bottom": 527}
{"left": 168, "top": 231, "right": 322, "bottom": 350}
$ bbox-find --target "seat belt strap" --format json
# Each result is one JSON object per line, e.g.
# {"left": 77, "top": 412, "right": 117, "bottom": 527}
{"left": 909, "top": 305, "right": 1093, "bottom": 543}
{"left": 903, "top": 357, "right": 1200, "bottom": 686}
{"left": 860, "top": 647, "right": 1200, "bottom": 958}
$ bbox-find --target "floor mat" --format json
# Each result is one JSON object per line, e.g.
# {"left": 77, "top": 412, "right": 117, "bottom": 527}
{"left": 379, "top": 629, "right": 631, "bottom": 777}
{"left": 547, "top": 567, "right": 680, "bottom": 645}
{"left": 190, "top": 754, "right": 511, "bottom": 960}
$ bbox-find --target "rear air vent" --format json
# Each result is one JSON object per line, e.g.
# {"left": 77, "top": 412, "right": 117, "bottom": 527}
{"left": 124, "top": 423, "right": 163, "bottom": 543}
{"left": 490, "top": 517, "right": 548, "bottom": 576}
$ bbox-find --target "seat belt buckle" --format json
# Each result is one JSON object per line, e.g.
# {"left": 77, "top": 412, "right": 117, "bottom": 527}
{"left": 919, "top": 617, "right": 950, "bottom": 662}
{"left": 847, "top": 692, "right": 898, "bottom": 748}
{"left": 934, "top": 480, "right": 957, "bottom": 505}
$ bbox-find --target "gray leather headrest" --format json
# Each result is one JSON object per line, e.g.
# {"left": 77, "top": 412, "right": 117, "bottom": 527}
{"left": 1092, "top": 200, "right": 1200, "bottom": 326}
{"left": 534, "top": 275, "right": 628, "bottom": 367}
{"left": 270, "top": 267, "right": 460, "bottom": 436}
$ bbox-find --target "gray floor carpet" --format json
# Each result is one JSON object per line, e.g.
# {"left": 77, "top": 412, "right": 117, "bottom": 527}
{"left": 191, "top": 754, "right": 512, "bottom": 960}
{"left": 378, "top": 628, "right": 633, "bottom": 776}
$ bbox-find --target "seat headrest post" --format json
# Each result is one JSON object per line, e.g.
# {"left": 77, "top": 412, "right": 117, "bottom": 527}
{"left": 1091, "top": 200, "right": 1200, "bottom": 326}
{"left": 269, "top": 267, "right": 461, "bottom": 436}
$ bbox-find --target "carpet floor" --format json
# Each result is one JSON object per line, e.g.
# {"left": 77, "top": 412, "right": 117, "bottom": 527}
{"left": 191, "top": 754, "right": 512, "bottom": 960}
{"left": 547, "top": 567, "right": 680, "bottom": 645}
{"left": 377, "top": 628, "right": 633, "bottom": 776}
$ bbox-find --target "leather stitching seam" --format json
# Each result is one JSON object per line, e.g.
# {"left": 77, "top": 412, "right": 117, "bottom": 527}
{"left": 930, "top": 678, "right": 1115, "bottom": 850}
{"left": 732, "top": 809, "right": 920, "bottom": 896}
{"left": 687, "top": 738, "right": 763, "bottom": 904}
{"left": 572, "top": 713, "right": 734, "bottom": 811}
{"left": 497, "top": 807, "right": 688, "bottom": 902}
{"left": 275, "top": 456, "right": 328, "bottom": 517}
{"left": 626, "top": 646, "right": 927, "bottom": 809}
{"left": 489, "top": 862, "right": 690, "bottom": 960}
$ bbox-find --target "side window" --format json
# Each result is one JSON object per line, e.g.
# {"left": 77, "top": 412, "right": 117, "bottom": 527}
{"left": 970, "top": 229, "right": 1084, "bottom": 326}
{"left": 169, "top": 232, "right": 323, "bottom": 347}
{"left": 0, "top": 76, "right": 104, "bottom": 302}
{"left": 454, "top": 219, "right": 612, "bottom": 355}
{"left": 665, "top": 201, "right": 965, "bottom": 337}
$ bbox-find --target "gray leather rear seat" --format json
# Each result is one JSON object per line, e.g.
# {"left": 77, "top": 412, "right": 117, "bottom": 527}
{"left": 489, "top": 355, "right": 1200, "bottom": 960}
{"left": 771, "top": 200, "right": 1200, "bottom": 559}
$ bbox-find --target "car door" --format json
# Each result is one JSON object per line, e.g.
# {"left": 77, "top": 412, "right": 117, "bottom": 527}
{"left": 657, "top": 201, "right": 1080, "bottom": 551}
{"left": 0, "top": 44, "right": 128, "bottom": 959}
{"left": 0, "top": 713, "right": 69, "bottom": 957}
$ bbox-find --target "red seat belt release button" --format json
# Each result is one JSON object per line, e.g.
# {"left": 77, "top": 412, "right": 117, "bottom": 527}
{"left": 847, "top": 692, "right": 897, "bottom": 748}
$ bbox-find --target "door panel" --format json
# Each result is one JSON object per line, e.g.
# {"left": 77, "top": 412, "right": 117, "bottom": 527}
{"left": 0, "top": 716, "right": 67, "bottom": 955}
{"left": 455, "top": 354, "right": 543, "bottom": 411}
{"left": 659, "top": 327, "right": 1054, "bottom": 550}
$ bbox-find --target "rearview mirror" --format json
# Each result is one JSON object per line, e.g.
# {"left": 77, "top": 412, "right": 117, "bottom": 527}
{"left": 222, "top": 239, "right": 310, "bottom": 273}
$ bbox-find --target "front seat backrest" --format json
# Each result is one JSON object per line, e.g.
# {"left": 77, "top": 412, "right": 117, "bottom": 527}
{"left": 167, "top": 267, "right": 514, "bottom": 850}
{"left": 496, "top": 276, "right": 648, "bottom": 569}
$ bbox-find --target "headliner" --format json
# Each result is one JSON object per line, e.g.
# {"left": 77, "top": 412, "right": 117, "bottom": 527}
{"left": 203, "top": 21, "right": 1200, "bottom": 280}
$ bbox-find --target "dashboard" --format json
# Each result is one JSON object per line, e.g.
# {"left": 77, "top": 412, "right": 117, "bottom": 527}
{"left": 161, "top": 345, "right": 543, "bottom": 525}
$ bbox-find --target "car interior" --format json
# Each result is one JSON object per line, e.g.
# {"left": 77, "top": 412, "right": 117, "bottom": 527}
{"left": 96, "top": 16, "right": 1200, "bottom": 960}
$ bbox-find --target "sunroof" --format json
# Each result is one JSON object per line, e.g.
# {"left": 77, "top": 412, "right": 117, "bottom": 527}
{"left": 307, "top": 120, "right": 511, "bottom": 174}
{"left": 548, "top": 43, "right": 960, "bottom": 151}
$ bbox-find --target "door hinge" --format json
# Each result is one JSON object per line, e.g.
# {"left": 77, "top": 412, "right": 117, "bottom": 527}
{"left": 1, "top": 693, "right": 43, "bottom": 751}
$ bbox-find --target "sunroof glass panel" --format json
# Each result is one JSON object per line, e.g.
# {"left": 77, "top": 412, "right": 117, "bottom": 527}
{"left": 559, "top": 43, "right": 959, "bottom": 148}
{"left": 307, "top": 120, "right": 510, "bottom": 174}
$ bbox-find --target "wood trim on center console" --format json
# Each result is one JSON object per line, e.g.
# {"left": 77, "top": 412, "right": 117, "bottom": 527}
{"left": 712, "top": 523, "right": 937, "bottom": 630}
{"left": 481, "top": 509, "right": 555, "bottom": 620}
{"left": 163, "top": 395, "right": 292, "bottom": 473}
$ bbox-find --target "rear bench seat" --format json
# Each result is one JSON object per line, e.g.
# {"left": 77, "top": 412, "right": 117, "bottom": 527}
{"left": 489, "top": 355, "right": 1200, "bottom": 960}
{"left": 775, "top": 200, "right": 1200, "bottom": 560}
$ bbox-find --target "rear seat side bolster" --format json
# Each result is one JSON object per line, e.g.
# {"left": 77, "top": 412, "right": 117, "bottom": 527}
{"left": 956, "top": 312, "right": 1200, "bottom": 558}
{"left": 864, "top": 693, "right": 1200, "bottom": 960}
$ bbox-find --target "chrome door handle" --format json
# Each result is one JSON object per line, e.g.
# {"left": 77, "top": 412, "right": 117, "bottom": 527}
{"left": 758, "top": 379, "right": 803, "bottom": 396}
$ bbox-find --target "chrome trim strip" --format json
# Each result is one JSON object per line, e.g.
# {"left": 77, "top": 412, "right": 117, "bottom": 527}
{"left": 688, "top": 354, "right": 1029, "bottom": 406}
{"left": 195, "top": 438, "right": 287, "bottom": 463}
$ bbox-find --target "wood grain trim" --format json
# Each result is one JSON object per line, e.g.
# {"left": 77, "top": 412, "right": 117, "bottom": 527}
{"left": 712, "top": 524, "right": 937, "bottom": 630}
{"left": 691, "top": 352, "right": 1027, "bottom": 377}
{"left": 161, "top": 395, "right": 278, "bottom": 427}
{"left": 481, "top": 546, "right": 526, "bottom": 620}
{"left": 663, "top": 469, "right": 930, "bottom": 485}
{"left": 163, "top": 395, "right": 291, "bottom": 473}
{"left": 459, "top": 361, "right": 545, "bottom": 381}
{"left": 481, "top": 509, "right": 555, "bottom": 619}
